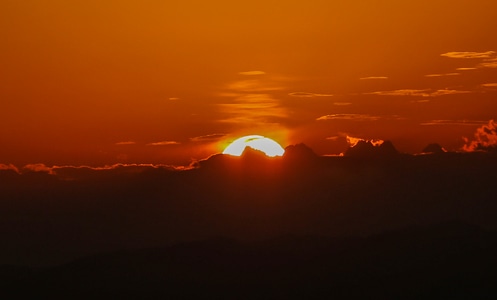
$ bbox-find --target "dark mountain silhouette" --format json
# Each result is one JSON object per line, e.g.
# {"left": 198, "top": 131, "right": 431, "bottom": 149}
{"left": 283, "top": 143, "right": 318, "bottom": 160}
{"left": 344, "top": 140, "right": 399, "bottom": 157}
{"left": 1, "top": 143, "right": 497, "bottom": 298}
{"left": 422, "top": 143, "right": 447, "bottom": 154}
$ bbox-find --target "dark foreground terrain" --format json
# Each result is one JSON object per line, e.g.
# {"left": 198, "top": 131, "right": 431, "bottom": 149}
{"left": 1, "top": 146, "right": 497, "bottom": 298}
{"left": 2, "top": 222, "right": 497, "bottom": 299}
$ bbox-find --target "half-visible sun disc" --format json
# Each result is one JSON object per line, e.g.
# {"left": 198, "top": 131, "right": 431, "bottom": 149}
{"left": 223, "top": 135, "right": 285, "bottom": 157}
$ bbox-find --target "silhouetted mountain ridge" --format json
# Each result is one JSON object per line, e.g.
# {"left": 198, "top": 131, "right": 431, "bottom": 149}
{"left": 344, "top": 140, "right": 399, "bottom": 157}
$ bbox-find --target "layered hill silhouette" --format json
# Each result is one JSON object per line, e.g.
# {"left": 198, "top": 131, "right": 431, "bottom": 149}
{"left": 2, "top": 222, "right": 496, "bottom": 299}
{"left": 1, "top": 142, "right": 497, "bottom": 298}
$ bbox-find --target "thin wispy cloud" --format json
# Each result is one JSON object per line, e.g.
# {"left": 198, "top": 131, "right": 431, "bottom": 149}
{"left": 359, "top": 76, "right": 388, "bottom": 80}
{"left": 333, "top": 102, "right": 352, "bottom": 106}
{"left": 456, "top": 67, "right": 477, "bottom": 71}
{"left": 146, "top": 141, "right": 180, "bottom": 146}
{"left": 420, "top": 119, "right": 488, "bottom": 126}
{"left": 369, "top": 89, "right": 429, "bottom": 96}
{"left": 369, "top": 89, "right": 470, "bottom": 97}
{"left": 238, "top": 71, "right": 266, "bottom": 76}
{"left": 430, "top": 89, "right": 471, "bottom": 97}
{"left": 316, "top": 114, "right": 381, "bottom": 121}
{"left": 218, "top": 76, "right": 289, "bottom": 125}
{"left": 479, "top": 57, "right": 497, "bottom": 68}
{"left": 325, "top": 136, "right": 340, "bottom": 141}
{"left": 441, "top": 51, "right": 497, "bottom": 69}
{"left": 424, "top": 73, "right": 460, "bottom": 77}
{"left": 441, "top": 51, "right": 495, "bottom": 59}
{"left": 288, "top": 92, "right": 333, "bottom": 98}
{"left": 227, "top": 79, "right": 284, "bottom": 92}
{"left": 115, "top": 141, "right": 136, "bottom": 145}
{"left": 0, "top": 163, "right": 19, "bottom": 173}
{"left": 218, "top": 94, "right": 288, "bottom": 124}
{"left": 190, "top": 133, "right": 227, "bottom": 142}
{"left": 481, "top": 83, "right": 497, "bottom": 87}
{"left": 168, "top": 97, "right": 180, "bottom": 101}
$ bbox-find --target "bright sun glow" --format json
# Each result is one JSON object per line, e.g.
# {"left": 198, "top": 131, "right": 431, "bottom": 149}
{"left": 223, "top": 135, "right": 285, "bottom": 157}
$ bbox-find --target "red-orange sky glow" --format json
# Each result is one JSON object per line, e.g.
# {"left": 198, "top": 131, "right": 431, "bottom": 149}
{"left": 2, "top": 0, "right": 497, "bottom": 166}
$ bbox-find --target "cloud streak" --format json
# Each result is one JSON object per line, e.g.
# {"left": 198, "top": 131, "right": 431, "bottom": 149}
{"left": 441, "top": 51, "right": 497, "bottom": 70}
{"left": 424, "top": 73, "right": 460, "bottom": 77}
{"left": 479, "top": 58, "right": 497, "bottom": 68}
{"left": 368, "top": 89, "right": 470, "bottom": 97}
{"left": 190, "top": 134, "right": 227, "bottom": 142}
{"left": 441, "top": 51, "right": 496, "bottom": 59}
{"left": 456, "top": 67, "right": 477, "bottom": 71}
{"left": 420, "top": 120, "right": 488, "bottom": 126}
{"left": 359, "top": 76, "right": 388, "bottom": 80}
{"left": 115, "top": 141, "right": 136, "bottom": 145}
{"left": 481, "top": 83, "right": 497, "bottom": 88}
{"left": 146, "top": 141, "right": 180, "bottom": 146}
{"left": 238, "top": 71, "right": 266, "bottom": 76}
{"left": 218, "top": 76, "right": 289, "bottom": 125}
{"left": 288, "top": 92, "right": 333, "bottom": 98}
{"left": 316, "top": 114, "right": 381, "bottom": 121}
{"left": 0, "top": 164, "right": 19, "bottom": 173}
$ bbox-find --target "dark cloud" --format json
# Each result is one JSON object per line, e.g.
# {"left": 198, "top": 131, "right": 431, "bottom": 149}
{"left": 422, "top": 143, "right": 447, "bottom": 154}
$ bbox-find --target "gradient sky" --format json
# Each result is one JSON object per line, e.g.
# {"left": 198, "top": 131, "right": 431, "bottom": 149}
{"left": 2, "top": 0, "right": 497, "bottom": 166}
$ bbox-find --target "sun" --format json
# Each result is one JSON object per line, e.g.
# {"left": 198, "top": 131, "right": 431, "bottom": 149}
{"left": 223, "top": 135, "right": 285, "bottom": 157}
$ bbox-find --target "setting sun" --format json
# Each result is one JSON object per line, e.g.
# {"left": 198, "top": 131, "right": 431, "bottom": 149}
{"left": 223, "top": 135, "right": 285, "bottom": 157}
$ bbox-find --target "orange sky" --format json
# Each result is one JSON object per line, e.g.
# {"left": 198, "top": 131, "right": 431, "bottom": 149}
{"left": 2, "top": 0, "right": 497, "bottom": 166}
